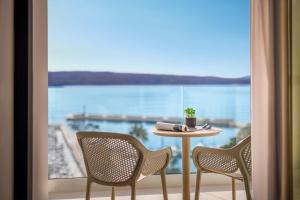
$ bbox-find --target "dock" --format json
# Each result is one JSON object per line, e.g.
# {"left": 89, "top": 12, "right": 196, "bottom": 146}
{"left": 66, "top": 113, "right": 247, "bottom": 128}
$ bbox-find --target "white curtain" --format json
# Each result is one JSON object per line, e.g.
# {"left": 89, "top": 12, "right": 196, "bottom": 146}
{"left": 251, "top": 0, "right": 292, "bottom": 199}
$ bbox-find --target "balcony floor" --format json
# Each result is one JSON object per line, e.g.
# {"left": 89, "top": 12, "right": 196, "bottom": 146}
{"left": 51, "top": 185, "right": 246, "bottom": 200}
{"left": 57, "top": 193, "right": 246, "bottom": 200}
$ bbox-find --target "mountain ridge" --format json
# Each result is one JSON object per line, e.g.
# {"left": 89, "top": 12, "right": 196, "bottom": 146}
{"left": 48, "top": 71, "right": 250, "bottom": 86}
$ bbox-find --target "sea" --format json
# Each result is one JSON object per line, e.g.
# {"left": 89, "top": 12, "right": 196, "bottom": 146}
{"left": 48, "top": 85, "right": 250, "bottom": 172}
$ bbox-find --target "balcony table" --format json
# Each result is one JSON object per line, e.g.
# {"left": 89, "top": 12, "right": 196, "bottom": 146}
{"left": 152, "top": 127, "right": 222, "bottom": 200}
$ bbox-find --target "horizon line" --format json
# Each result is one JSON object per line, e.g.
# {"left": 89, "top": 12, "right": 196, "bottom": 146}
{"left": 48, "top": 70, "right": 250, "bottom": 79}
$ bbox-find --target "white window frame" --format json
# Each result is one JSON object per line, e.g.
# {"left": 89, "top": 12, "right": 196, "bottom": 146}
{"left": 32, "top": 0, "right": 48, "bottom": 199}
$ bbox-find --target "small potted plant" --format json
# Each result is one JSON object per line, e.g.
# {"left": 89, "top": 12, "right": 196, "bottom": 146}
{"left": 184, "top": 107, "right": 196, "bottom": 128}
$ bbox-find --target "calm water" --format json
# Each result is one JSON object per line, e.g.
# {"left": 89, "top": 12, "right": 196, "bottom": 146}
{"left": 48, "top": 85, "right": 250, "bottom": 172}
{"left": 49, "top": 85, "right": 250, "bottom": 122}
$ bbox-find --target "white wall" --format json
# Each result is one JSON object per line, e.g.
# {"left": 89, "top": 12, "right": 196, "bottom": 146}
{"left": 0, "top": 0, "right": 14, "bottom": 199}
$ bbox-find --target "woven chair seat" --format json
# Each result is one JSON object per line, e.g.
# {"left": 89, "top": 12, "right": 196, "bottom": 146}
{"left": 77, "top": 132, "right": 171, "bottom": 200}
{"left": 196, "top": 150, "right": 239, "bottom": 174}
{"left": 193, "top": 136, "right": 252, "bottom": 200}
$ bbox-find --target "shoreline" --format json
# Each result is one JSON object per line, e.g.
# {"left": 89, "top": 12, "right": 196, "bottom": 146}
{"left": 48, "top": 124, "right": 85, "bottom": 179}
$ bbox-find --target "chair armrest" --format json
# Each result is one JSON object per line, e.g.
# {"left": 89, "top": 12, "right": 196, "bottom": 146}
{"left": 192, "top": 146, "right": 238, "bottom": 174}
{"left": 140, "top": 147, "right": 172, "bottom": 177}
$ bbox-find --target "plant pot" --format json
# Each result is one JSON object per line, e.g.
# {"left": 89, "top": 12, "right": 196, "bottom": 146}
{"left": 185, "top": 117, "right": 196, "bottom": 128}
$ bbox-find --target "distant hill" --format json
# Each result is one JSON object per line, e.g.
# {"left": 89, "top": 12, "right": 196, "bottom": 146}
{"left": 48, "top": 71, "right": 250, "bottom": 86}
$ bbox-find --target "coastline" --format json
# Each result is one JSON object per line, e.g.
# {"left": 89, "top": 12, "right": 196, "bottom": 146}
{"left": 48, "top": 71, "right": 250, "bottom": 86}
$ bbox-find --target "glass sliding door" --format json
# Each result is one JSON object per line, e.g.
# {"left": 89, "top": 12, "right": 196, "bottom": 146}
{"left": 48, "top": 0, "right": 250, "bottom": 179}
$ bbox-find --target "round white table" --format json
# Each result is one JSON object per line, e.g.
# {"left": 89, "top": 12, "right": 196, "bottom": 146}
{"left": 152, "top": 127, "right": 222, "bottom": 200}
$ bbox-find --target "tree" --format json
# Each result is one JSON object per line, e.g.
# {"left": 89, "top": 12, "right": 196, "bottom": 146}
{"left": 221, "top": 124, "right": 251, "bottom": 149}
{"left": 129, "top": 123, "right": 148, "bottom": 142}
{"left": 221, "top": 137, "right": 237, "bottom": 149}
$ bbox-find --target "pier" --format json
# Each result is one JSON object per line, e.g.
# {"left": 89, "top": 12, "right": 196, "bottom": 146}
{"left": 66, "top": 113, "right": 247, "bottom": 128}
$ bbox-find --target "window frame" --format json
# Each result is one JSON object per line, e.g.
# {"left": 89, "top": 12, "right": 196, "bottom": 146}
{"left": 39, "top": 0, "right": 250, "bottom": 197}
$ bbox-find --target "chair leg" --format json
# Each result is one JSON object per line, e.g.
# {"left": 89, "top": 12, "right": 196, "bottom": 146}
{"left": 160, "top": 170, "right": 168, "bottom": 200}
{"left": 232, "top": 178, "right": 236, "bottom": 200}
{"left": 131, "top": 183, "right": 136, "bottom": 200}
{"left": 111, "top": 187, "right": 115, "bottom": 200}
{"left": 243, "top": 179, "right": 252, "bottom": 200}
{"left": 195, "top": 169, "right": 201, "bottom": 200}
{"left": 86, "top": 179, "right": 92, "bottom": 200}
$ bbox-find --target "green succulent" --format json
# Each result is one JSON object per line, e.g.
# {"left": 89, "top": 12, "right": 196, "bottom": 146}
{"left": 184, "top": 108, "right": 196, "bottom": 118}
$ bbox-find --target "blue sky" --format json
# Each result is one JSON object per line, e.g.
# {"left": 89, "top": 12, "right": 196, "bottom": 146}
{"left": 48, "top": 0, "right": 249, "bottom": 78}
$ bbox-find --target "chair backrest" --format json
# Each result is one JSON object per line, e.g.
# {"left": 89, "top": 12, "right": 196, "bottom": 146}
{"left": 234, "top": 136, "right": 251, "bottom": 177}
{"left": 77, "top": 132, "right": 146, "bottom": 184}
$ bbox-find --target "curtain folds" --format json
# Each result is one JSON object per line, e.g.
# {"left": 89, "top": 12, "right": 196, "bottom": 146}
{"left": 251, "top": 0, "right": 292, "bottom": 199}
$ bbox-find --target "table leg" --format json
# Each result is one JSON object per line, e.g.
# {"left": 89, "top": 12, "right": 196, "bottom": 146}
{"left": 182, "top": 137, "right": 190, "bottom": 200}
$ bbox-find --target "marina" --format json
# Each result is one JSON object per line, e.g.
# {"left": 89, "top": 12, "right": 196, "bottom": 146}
{"left": 66, "top": 113, "right": 247, "bottom": 129}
